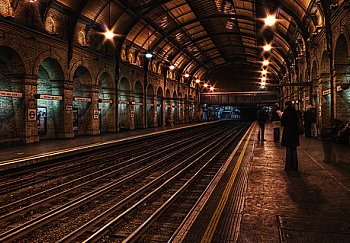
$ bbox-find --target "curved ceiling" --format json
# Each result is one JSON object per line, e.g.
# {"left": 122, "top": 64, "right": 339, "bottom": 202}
{"left": 45, "top": 0, "right": 325, "bottom": 90}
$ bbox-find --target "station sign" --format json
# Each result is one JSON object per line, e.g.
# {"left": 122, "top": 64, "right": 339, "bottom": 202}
{"left": 35, "top": 94, "right": 62, "bottom": 100}
{"left": 99, "top": 99, "right": 113, "bottom": 103}
{"left": 322, "top": 89, "right": 330, "bottom": 96}
{"left": 131, "top": 101, "right": 143, "bottom": 105}
{"left": 74, "top": 97, "right": 91, "bottom": 102}
{"left": 146, "top": 103, "right": 154, "bottom": 106}
{"left": 27, "top": 109, "right": 37, "bottom": 121}
{"left": 336, "top": 86, "right": 343, "bottom": 92}
{"left": 118, "top": 100, "right": 129, "bottom": 105}
{"left": 65, "top": 105, "right": 73, "bottom": 111}
{"left": 0, "top": 90, "right": 23, "bottom": 98}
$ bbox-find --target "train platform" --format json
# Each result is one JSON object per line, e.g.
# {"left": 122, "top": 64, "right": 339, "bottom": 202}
{"left": 0, "top": 122, "right": 209, "bottom": 172}
{"left": 173, "top": 123, "right": 350, "bottom": 242}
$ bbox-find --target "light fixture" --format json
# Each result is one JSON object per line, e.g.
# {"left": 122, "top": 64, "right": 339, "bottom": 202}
{"left": 261, "top": 81, "right": 266, "bottom": 86}
{"left": 184, "top": 73, "right": 190, "bottom": 78}
{"left": 210, "top": 86, "right": 215, "bottom": 91}
{"left": 104, "top": 29, "right": 115, "bottom": 40}
{"left": 262, "top": 60, "right": 269, "bottom": 66}
{"left": 169, "top": 65, "right": 175, "bottom": 70}
{"left": 29, "top": 0, "right": 37, "bottom": 2}
{"left": 264, "top": 15, "right": 276, "bottom": 26}
{"left": 203, "top": 83, "right": 208, "bottom": 88}
{"left": 261, "top": 77, "right": 267, "bottom": 82}
{"left": 195, "top": 78, "right": 201, "bottom": 83}
{"left": 145, "top": 52, "right": 153, "bottom": 59}
{"left": 262, "top": 70, "right": 268, "bottom": 75}
{"left": 263, "top": 44, "right": 272, "bottom": 52}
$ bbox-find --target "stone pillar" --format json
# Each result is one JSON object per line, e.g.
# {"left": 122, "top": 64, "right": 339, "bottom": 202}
{"left": 107, "top": 91, "right": 117, "bottom": 132}
{"left": 129, "top": 91, "right": 135, "bottom": 130}
{"left": 153, "top": 96, "right": 158, "bottom": 127}
{"left": 162, "top": 98, "right": 166, "bottom": 126}
{"left": 24, "top": 75, "right": 39, "bottom": 143}
{"left": 85, "top": 85, "right": 100, "bottom": 135}
{"left": 56, "top": 80, "right": 74, "bottom": 139}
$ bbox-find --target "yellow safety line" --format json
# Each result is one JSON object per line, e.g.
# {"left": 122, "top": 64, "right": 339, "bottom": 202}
{"left": 201, "top": 125, "right": 254, "bottom": 243}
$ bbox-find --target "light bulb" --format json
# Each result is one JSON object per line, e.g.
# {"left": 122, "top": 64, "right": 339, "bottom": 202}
{"left": 145, "top": 53, "right": 153, "bottom": 59}
{"left": 210, "top": 86, "right": 214, "bottom": 91}
{"left": 263, "top": 60, "right": 269, "bottom": 66}
{"left": 184, "top": 73, "right": 190, "bottom": 78}
{"left": 169, "top": 65, "right": 175, "bottom": 70}
{"left": 196, "top": 79, "right": 201, "bottom": 83}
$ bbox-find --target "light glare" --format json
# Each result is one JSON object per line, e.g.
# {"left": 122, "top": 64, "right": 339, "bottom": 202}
{"left": 184, "top": 73, "right": 190, "bottom": 78}
{"left": 263, "top": 60, "right": 269, "bottom": 66}
{"left": 169, "top": 65, "right": 175, "bottom": 70}
{"left": 264, "top": 15, "right": 276, "bottom": 26}
{"left": 145, "top": 53, "right": 153, "bottom": 59}
{"left": 210, "top": 86, "right": 214, "bottom": 91}
{"left": 263, "top": 44, "right": 272, "bottom": 51}
{"left": 104, "top": 30, "right": 115, "bottom": 40}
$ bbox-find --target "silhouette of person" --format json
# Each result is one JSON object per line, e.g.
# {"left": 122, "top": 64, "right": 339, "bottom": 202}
{"left": 281, "top": 101, "right": 300, "bottom": 171}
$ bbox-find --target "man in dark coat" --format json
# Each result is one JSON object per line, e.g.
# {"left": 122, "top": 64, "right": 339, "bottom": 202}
{"left": 281, "top": 101, "right": 300, "bottom": 171}
{"left": 256, "top": 106, "right": 267, "bottom": 141}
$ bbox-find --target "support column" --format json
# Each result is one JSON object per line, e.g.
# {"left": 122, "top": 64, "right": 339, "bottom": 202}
{"left": 86, "top": 85, "right": 100, "bottom": 135}
{"left": 129, "top": 91, "right": 135, "bottom": 130}
{"left": 24, "top": 75, "right": 39, "bottom": 143}
{"left": 57, "top": 80, "right": 74, "bottom": 138}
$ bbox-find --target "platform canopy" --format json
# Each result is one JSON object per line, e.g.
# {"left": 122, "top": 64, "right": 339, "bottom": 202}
{"left": 45, "top": 0, "right": 326, "bottom": 90}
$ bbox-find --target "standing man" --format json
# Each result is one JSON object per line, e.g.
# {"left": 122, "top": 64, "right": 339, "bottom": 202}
{"left": 271, "top": 103, "right": 282, "bottom": 142}
{"left": 281, "top": 101, "right": 300, "bottom": 171}
{"left": 256, "top": 106, "right": 267, "bottom": 141}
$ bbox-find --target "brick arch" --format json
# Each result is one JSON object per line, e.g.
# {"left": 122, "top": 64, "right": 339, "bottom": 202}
{"left": 0, "top": 41, "right": 30, "bottom": 75}
{"left": 338, "top": 25, "right": 350, "bottom": 59}
{"left": 96, "top": 68, "right": 114, "bottom": 89}
{"left": 334, "top": 34, "right": 349, "bottom": 65}
{"left": 134, "top": 80, "right": 143, "bottom": 92}
{"left": 118, "top": 76, "right": 131, "bottom": 91}
{"left": 33, "top": 51, "right": 67, "bottom": 81}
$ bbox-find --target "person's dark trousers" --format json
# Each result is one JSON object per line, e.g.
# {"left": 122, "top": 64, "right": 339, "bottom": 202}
{"left": 258, "top": 122, "right": 265, "bottom": 140}
{"left": 273, "top": 128, "right": 280, "bottom": 142}
{"left": 305, "top": 123, "right": 312, "bottom": 138}
{"left": 285, "top": 147, "right": 298, "bottom": 171}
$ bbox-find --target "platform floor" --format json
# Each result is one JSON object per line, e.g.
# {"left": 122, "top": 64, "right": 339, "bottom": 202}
{"left": 174, "top": 123, "right": 350, "bottom": 242}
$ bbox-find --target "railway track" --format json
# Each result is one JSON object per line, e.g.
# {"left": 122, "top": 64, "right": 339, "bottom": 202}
{"left": 0, "top": 121, "right": 250, "bottom": 242}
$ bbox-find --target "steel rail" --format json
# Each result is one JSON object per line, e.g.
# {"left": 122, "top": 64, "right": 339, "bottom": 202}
{"left": 80, "top": 125, "right": 247, "bottom": 242}
{"left": 0, "top": 123, "right": 233, "bottom": 242}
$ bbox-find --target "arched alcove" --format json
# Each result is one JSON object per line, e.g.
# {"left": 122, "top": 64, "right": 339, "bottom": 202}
{"left": 73, "top": 66, "right": 92, "bottom": 135}
{"left": 0, "top": 46, "right": 25, "bottom": 141}
{"left": 118, "top": 78, "right": 130, "bottom": 130}
{"left": 98, "top": 72, "right": 113, "bottom": 133}
{"left": 37, "top": 57, "right": 64, "bottom": 139}
{"left": 334, "top": 34, "right": 350, "bottom": 122}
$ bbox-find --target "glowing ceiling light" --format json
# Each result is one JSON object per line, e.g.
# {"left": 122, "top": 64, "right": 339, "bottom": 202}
{"left": 261, "top": 81, "right": 266, "bottom": 86}
{"left": 104, "top": 29, "right": 115, "bottom": 40}
{"left": 184, "top": 73, "right": 190, "bottom": 78}
{"left": 203, "top": 83, "right": 208, "bottom": 88}
{"left": 29, "top": 0, "right": 37, "bottom": 2}
{"left": 262, "top": 70, "right": 268, "bottom": 75}
{"left": 196, "top": 78, "right": 201, "bottom": 83}
{"left": 263, "top": 60, "right": 269, "bottom": 66}
{"left": 261, "top": 77, "right": 267, "bottom": 82}
{"left": 264, "top": 15, "right": 276, "bottom": 26}
{"left": 145, "top": 52, "right": 153, "bottom": 59}
{"left": 169, "top": 65, "right": 175, "bottom": 70}
{"left": 263, "top": 44, "right": 272, "bottom": 52}
{"left": 210, "top": 86, "right": 215, "bottom": 91}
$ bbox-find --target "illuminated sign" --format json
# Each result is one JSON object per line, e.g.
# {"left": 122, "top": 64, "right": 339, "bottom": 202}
{"left": 118, "top": 100, "right": 129, "bottom": 104}
{"left": 0, "top": 90, "right": 22, "bottom": 98}
{"left": 35, "top": 94, "right": 62, "bottom": 100}
{"left": 99, "top": 99, "right": 113, "bottom": 103}
{"left": 74, "top": 97, "right": 91, "bottom": 102}
{"left": 322, "top": 89, "right": 330, "bottom": 96}
{"left": 131, "top": 101, "right": 143, "bottom": 105}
